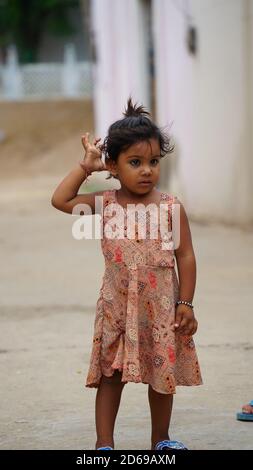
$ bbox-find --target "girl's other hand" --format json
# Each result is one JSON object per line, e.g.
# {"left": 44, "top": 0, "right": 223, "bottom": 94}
{"left": 174, "top": 304, "right": 198, "bottom": 336}
{"left": 80, "top": 132, "right": 107, "bottom": 173}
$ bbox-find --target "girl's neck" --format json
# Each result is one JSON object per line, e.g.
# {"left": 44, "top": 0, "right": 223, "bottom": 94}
{"left": 116, "top": 187, "right": 161, "bottom": 207}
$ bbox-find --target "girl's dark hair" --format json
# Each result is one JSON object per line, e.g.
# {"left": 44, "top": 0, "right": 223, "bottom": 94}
{"left": 101, "top": 97, "right": 174, "bottom": 179}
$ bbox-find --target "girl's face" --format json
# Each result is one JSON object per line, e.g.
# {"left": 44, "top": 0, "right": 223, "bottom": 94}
{"left": 110, "top": 138, "right": 161, "bottom": 195}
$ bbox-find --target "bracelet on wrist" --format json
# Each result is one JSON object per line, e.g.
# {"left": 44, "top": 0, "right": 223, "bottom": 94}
{"left": 176, "top": 300, "right": 194, "bottom": 309}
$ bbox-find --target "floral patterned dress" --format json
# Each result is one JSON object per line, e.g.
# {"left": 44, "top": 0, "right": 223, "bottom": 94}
{"left": 86, "top": 189, "right": 202, "bottom": 394}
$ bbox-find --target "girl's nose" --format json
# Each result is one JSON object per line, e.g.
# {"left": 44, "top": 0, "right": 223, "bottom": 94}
{"left": 141, "top": 166, "right": 152, "bottom": 175}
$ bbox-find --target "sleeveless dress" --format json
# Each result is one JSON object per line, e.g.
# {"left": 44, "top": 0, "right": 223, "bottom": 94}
{"left": 86, "top": 189, "right": 202, "bottom": 394}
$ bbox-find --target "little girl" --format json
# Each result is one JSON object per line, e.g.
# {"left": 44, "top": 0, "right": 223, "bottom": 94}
{"left": 51, "top": 98, "right": 202, "bottom": 451}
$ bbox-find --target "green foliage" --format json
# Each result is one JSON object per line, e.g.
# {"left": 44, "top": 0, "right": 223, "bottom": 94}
{"left": 0, "top": 0, "right": 79, "bottom": 63}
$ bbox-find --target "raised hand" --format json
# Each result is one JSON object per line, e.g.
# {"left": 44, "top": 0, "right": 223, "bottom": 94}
{"left": 80, "top": 132, "right": 106, "bottom": 174}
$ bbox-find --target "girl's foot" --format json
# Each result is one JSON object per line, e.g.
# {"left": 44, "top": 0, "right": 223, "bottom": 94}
{"left": 96, "top": 439, "right": 114, "bottom": 450}
{"left": 97, "top": 446, "right": 114, "bottom": 450}
{"left": 154, "top": 439, "right": 188, "bottom": 450}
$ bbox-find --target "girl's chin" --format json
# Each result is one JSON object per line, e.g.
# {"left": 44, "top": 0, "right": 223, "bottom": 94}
{"left": 121, "top": 183, "right": 157, "bottom": 195}
{"left": 136, "top": 183, "right": 155, "bottom": 192}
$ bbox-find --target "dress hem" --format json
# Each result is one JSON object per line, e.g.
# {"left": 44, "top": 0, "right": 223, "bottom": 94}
{"left": 85, "top": 368, "right": 203, "bottom": 395}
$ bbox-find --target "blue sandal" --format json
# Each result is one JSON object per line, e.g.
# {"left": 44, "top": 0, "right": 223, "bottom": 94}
{"left": 155, "top": 440, "right": 188, "bottom": 450}
{"left": 97, "top": 446, "right": 114, "bottom": 450}
{"left": 236, "top": 400, "right": 253, "bottom": 421}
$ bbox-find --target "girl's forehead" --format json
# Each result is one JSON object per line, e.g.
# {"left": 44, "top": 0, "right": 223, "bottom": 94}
{"left": 124, "top": 139, "right": 160, "bottom": 157}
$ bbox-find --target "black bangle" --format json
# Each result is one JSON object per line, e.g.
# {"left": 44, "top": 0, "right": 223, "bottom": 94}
{"left": 176, "top": 300, "right": 194, "bottom": 309}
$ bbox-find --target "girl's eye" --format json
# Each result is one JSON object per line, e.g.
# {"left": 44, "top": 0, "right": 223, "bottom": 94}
{"left": 130, "top": 159, "right": 140, "bottom": 167}
{"left": 129, "top": 158, "right": 160, "bottom": 167}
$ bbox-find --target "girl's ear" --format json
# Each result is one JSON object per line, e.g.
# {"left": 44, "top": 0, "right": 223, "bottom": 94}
{"left": 106, "top": 157, "right": 118, "bottom": 177}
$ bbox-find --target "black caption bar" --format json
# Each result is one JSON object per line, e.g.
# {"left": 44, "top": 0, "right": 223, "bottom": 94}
{"left": 0, "top": 450, "right": 251, "bottom": 466}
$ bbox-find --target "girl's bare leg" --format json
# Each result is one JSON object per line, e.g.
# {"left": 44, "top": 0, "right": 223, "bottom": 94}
{"left": 95, "top": 371, "right": 125, "bottom": 449}
{"left": 148, "top": 385, "right": 173, "bottom": 450}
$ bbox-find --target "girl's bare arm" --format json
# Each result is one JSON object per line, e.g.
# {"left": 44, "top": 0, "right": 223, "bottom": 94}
{"left": 51, "top": 165, "right": 104, "bottom": 214}
{"left": 51, "top": 133, "right": 106, "bottom": 214}
{"left": 174, "top": 198, "right": 198, "bottom": 336}
{"left": 174, "top": 198, "right": 196, "bottom": 302}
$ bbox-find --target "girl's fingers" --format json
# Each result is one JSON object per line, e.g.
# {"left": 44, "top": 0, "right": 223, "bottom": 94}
{"left": 184, "top": 317, "right": 194, "bottom": 332}
{"left": 174, "top": 311, "right": 183, "bottom": 329}
{"left": 191, "top": 320, "right": 198, "bottom": 335}
{"left": 183, "top": 325, "right": 192, "bottom": 335}
{"left": 183, "top": 319, "right": 198, "bottom": 336}
{"left": 180, "top": 317, "right": 188, "bottom": 327}
{"left": 175, "top": 316, "right": 193, "bottom": 334}
{"left": 81, "top": 132, "right": 90, "bottom": 149}
{"left": 82, "top": 134, "right": 102, "bottom": 152}
{"left": 178, "top": 317, "right": 188, "bottom": 331}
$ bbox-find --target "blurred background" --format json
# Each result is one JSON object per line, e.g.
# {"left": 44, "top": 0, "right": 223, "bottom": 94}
{"left": 0, "top": 0, "right": 252, "bottom": 450}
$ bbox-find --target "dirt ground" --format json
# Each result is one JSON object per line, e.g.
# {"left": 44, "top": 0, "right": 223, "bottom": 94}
{"left": 0, "top": 99, "right": 95, "bottom": 178}
{"left": 0, "top": 101, "right": 252, "bottom": 450}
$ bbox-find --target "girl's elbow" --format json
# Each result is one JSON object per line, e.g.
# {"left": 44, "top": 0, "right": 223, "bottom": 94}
{"left": 51, "top": 197, "right": 72, "bottom": 214}
{"left": 176, "top": 249, "right": 195, "bottom": 261}
{"left": 51, "top": 195, "right": 57, "bottom": 207}
{"left": 51, "top": 195, "right": 62, "bottom": 210}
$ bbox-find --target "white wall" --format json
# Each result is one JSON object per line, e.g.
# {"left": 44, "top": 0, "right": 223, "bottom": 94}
{"left": 91, "top": 0, "right": 151, "bottom": 141}
{"left": 154, "top": 0, "right": 253, "bottom": 224}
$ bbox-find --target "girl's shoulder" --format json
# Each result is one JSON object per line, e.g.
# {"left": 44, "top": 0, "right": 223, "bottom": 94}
{"left": 160, "top": 191, "right": 179, "bottom": 205}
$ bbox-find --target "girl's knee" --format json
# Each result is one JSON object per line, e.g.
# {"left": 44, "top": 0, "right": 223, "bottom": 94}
{"left": 102, "top": 370, "right": 125, "bottom": 385}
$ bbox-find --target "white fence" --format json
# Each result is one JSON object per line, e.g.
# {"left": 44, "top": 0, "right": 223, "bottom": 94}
{"left": 0, "top": 45, "right": 93, "bottom": 100}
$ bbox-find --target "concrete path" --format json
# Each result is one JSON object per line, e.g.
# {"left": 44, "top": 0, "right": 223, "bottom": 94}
{"left": 0, "top": 176, "right": 252, "bottom": 450}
